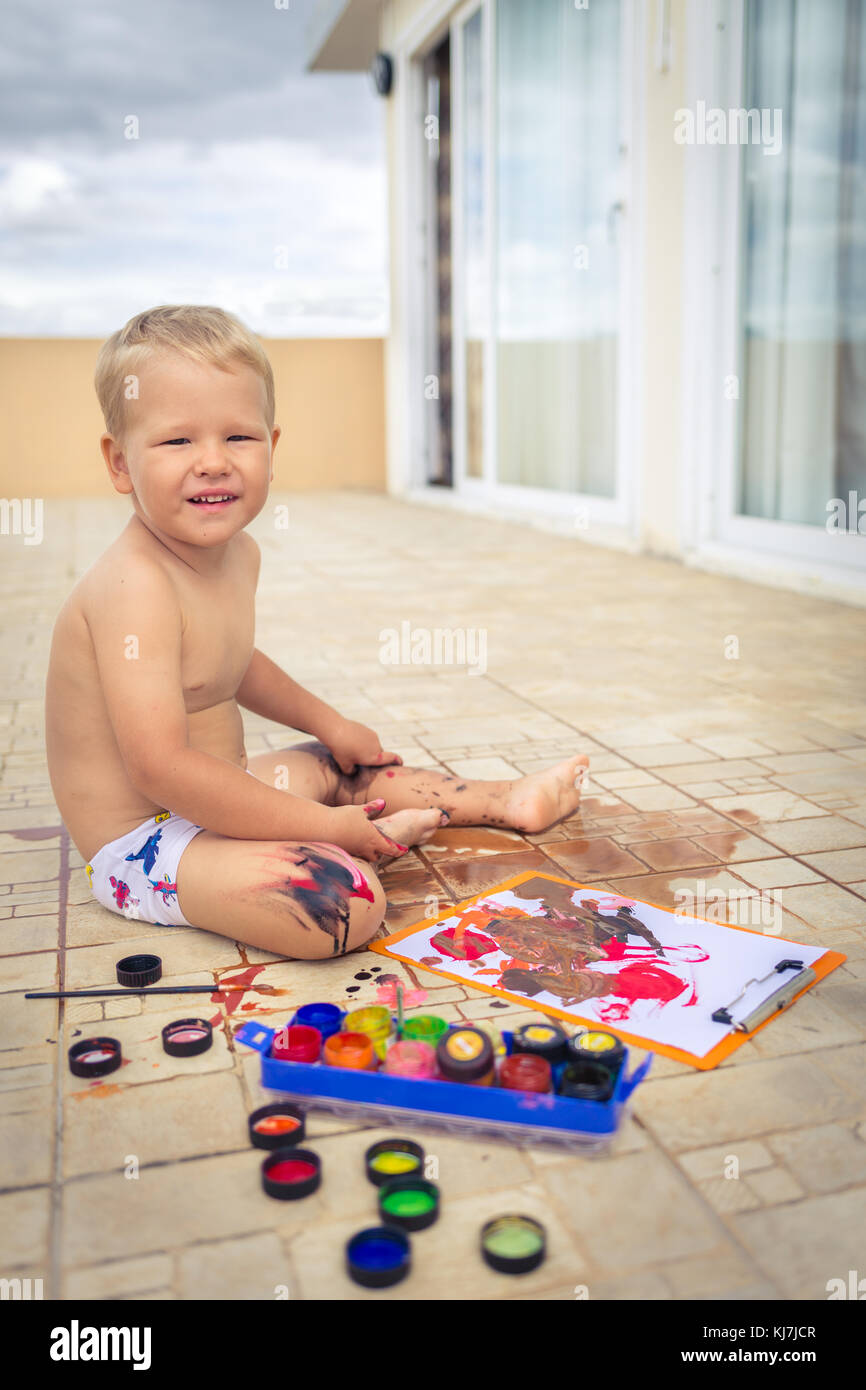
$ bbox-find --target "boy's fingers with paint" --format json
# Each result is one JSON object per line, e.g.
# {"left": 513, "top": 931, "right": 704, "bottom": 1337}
{"left": 326, "top": 801, "right": 409, "bottom": 863}
{"left": 325, "top": 717, "right": 403, "bottom": 775}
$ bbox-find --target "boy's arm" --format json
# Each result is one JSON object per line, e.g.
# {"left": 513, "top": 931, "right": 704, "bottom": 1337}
{"left": 235, "top": 648, "right": 343, "bottom": 743}
{"left": 85, "top": 560, "right": 386, "bottom": 854}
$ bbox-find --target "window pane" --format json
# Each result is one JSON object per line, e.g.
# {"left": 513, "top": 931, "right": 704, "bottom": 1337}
{"left": 495, "top": 0, "right": 621, "bottom": 495}
{"left": 738, "top": 0, "right": 866, "bottom": 525}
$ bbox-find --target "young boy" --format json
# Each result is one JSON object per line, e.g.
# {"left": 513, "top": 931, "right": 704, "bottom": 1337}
{"left": 45, "top": 305, "right": 589, "bottom": 960}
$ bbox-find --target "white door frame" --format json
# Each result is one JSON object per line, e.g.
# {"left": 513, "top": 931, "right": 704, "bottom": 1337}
{"left": 680, "top": 0, "right": 866, "bottom": 584}
{"left": 391, "top": 0, "right": 645, "bottom": 543}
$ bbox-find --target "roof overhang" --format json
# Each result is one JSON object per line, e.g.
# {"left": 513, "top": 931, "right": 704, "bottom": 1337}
{"left": 305, "top": 0, "right": 381, "bottom": 72}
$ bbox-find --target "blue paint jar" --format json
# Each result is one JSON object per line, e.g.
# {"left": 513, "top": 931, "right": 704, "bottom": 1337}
{"left": 292, "top": 1002, "right": 343, "bottom": 1040}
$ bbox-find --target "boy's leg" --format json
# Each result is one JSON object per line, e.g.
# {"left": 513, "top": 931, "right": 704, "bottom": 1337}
{"left": 248, "top": 741, "right": 591, "bottom": 835}
{"left": 175, "top": 830, "right": 386, "bottom": 958}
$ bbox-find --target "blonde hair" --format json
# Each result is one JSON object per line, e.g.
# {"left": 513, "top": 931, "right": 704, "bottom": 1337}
{"left": 94, "top": 304, "right": 275, "bottom": 442}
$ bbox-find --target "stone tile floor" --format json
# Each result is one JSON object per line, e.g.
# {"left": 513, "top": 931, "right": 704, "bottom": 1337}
{"left": 1, "top": 493, "right": 865, "bottom": 1301}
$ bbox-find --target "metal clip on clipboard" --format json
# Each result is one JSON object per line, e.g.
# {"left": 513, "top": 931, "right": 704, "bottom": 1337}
{"left": 711, "top": 958, "right": 817, "bottom": 1033}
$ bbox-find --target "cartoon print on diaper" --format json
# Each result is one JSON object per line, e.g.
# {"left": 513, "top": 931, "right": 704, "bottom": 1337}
{"left": 124, "top": 827, "right": 165, "bottom": 875}
{"left": 109, "top": 876, "right": 140, "bottom": 913}
{"left": 148, "top": 874, "right": 179, "bottom": 908}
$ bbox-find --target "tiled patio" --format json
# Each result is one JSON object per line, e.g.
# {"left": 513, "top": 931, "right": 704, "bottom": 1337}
{"left": 2, "top": 493, "right": 865, "bottom": 1301}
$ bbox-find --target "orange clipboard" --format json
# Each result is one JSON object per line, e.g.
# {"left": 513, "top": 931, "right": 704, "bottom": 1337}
{"left": 369, "top": 869, "right": 847, "bottom": 1071}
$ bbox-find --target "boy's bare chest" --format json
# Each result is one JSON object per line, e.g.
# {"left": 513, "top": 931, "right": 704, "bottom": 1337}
{"left": 177, "top": 577, "right": 255, "bottom": 711}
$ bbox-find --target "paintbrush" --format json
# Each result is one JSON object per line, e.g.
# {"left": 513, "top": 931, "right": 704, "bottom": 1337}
{"left": 25, "top": 983, "right": 278, "bottom": 1000}
{"left": 396, "top": 982, "right": 405, "bottom": 1038}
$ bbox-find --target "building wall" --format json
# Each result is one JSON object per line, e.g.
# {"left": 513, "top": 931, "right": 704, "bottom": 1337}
{"left": 0, "top": 337, "right": 387, "bottom": 498}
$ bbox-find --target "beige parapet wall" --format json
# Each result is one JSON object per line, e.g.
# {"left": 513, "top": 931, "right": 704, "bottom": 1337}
{"left": 0, "top": 337, "right": 387, "bottom": 497}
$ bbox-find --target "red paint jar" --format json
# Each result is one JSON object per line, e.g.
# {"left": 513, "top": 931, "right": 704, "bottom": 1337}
{"left": 498, "top": 1053, "right": 552, "bottom": 1094}
{"left": 271, "top": 1024, "right": 321, "bottom": 1064}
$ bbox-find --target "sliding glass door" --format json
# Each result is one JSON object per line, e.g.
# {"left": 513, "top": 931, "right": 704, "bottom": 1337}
{"left": 447, "top": 0, "right": 633, "bottom": 517}
{"left": 713, "top": 0, "right": 866, "bottom": 565}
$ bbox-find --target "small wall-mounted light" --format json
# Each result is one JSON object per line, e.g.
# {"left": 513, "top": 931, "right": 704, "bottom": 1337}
{"left": 370, "top": 52, "right": 393, "bottom": 97}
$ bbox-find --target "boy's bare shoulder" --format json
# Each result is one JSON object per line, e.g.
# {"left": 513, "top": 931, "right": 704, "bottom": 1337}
{"left": 70, "top": 524, "right": 180, "bottom": 626}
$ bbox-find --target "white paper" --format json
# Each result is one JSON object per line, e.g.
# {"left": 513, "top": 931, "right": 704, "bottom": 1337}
{"left": 384, "top": 877, "right": 828, "bottom": 1059}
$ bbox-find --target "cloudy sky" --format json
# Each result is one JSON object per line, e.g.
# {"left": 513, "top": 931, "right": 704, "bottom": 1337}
{"left": 0, "top": 0, "right": 388, "bottom": 336}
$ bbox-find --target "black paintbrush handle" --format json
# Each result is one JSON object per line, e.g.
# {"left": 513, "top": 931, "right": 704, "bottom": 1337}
{"left": 25, "top": 984, "right": 222, "bottom": 999}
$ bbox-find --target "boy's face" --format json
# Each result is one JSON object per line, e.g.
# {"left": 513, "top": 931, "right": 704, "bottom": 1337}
{"left": 102, "top": 351, "right": 280, "bottom": 547}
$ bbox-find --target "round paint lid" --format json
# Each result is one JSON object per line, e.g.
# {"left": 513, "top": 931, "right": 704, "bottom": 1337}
{"left": 480, "top": 1215, "right": 546, "bottom": 1275}
{"left": 248, "top": 1103, "right": 305, "bottom": 1150}
{"left": 571, "top": 1030, "right": 625, "bottom": 1064}
{"left": 436, "top": 1027, "right": 494, "bottom": 1080}
{"left": 68, "top": 1036, "right": 123, "bottom": 1079}
{"left": 346, "top": 1226, "right": 411, "bottom": 1288}
{"left": 365, "top": 1138, "right": 425, "bottom": 1187}
{"left": 261, "top": 1147, "right": 321, "bottom": 1201}
{"left": 116, "top": 953, "right": 162, "bottom": 988}
{"left": 512, "top": 1021, "right": 568, "bottom": 1063}
{"left": 161, "top": 1017, "right": 213, "bottom": 1057}
{"left": 378, "top": 1177, "right": 439, "bottom": 1232}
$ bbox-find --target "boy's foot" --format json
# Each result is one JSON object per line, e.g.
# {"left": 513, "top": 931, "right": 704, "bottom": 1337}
{"left": 371, "top": 806, "right": 447, "bottom": 859}
{"left": 505, "top": 754, "right": 591, "bottom": 834}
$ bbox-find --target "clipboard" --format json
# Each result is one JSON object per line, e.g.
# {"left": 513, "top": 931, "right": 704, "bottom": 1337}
{"left": 369, "top": 870, "right": 846, "bottom": 1071}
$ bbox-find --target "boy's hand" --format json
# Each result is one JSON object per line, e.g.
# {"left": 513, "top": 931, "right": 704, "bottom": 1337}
{"left": 325, "top": 719, "right": 403, "bottom": 777}
{"left": 326, "top": 800, "right": 408, "bottom": 863}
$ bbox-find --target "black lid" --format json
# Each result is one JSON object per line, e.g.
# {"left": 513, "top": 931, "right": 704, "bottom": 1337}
{"left": 365, "top": 1138, "right": 425, "bottom": 1187}
{"left": 480, "top": 1215, "right": 546, "bottom": 1275}
{"left": 161, "top": 1017, "right": 213, "bottom": 1057}
{"left": 558, "top": 1059, "right": 614, "bottom": 1101}
{"left": 512, "top": 1021, "right": 568, "bottom": 1063}
{"left": 248, "top": 1103, "right": 306, "bottom": 1150}
{"left": 346, "top": 1226, "right": 411, "bottom": 1288}
{"left": 116, "top": 953, "right": 162, "bottom": 988}
{"left": 68, "top": 1036, "right": 122, "bottom": 1078}
{"left": 436, "top": 1027, "right": 494, "bottom": 1080}
{"left": 378, "top": 1177, "right": 440, "bottom": 1232}
{"left": 261, "top": 1148, "right": 321, "bottom": 1201}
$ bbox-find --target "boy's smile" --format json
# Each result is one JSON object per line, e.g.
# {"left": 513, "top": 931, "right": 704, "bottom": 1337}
{"left": 101, "top": 349, "right": 280, "bottom": 562}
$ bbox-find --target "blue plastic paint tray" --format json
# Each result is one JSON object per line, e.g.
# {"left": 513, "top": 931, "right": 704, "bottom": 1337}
{"left": 237, "top": 1018, "right": 652, "bottom": 1152}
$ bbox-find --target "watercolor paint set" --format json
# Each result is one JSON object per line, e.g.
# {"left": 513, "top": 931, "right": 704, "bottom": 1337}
{"left": 236, "top": 1002, "right": 652, "bottom": 1151}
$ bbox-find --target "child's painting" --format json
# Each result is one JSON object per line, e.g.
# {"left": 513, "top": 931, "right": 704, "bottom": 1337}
{"left": 370, "top": 871, "right": 845, "bottom": 1069}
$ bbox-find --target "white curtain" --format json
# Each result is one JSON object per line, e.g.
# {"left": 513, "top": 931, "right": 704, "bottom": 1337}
{"left": 494, "top": 0, "right": 621, "bottom": 495}
{"left": 740, "top": 0, "right": 866, "bottom": 525}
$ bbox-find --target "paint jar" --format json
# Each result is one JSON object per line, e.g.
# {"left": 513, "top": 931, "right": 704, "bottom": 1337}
{"left": 271, "top": 1024, "right": 321, "bottom": 1064}
{"left": 566, "top": 1029, "right": 625, "bottom": 1081}
{"left": 324, "top": 1030, "right": 376, "bottom": 1071}
{"left": 480, "top": 1215, "right": 546, "bottom": 1274}
{"left": 344, "top": 1005, "right": 393, "bottom": 1060}
{"left": 498, "top": 1053, "right": 552, "bottom": 1094}
{"left": 378, "top": 1177, "right": 440, "bottom": 1231}
{"left": 558, "top": 1060, "right": 614, "bottom": 1103}
{"left": 435, "top": 1027, "right": 495, "bottom": 1085}
{"left": 402, "top": 1014, "right": 449, "bottom": 1046}
{"left": 512, "top": 1021, "right": 568, "bottom": 1065}
{"left": 382, "top": 1040, "right": 438, "bottom": 1080}
{"left": 292, "top": 1002, "right": 343, "bottom": 1040}
{"left": 365, "top": 1139, "right": 425, "bottom": 1186}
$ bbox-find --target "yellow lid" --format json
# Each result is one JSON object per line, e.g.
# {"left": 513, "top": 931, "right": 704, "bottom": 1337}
{"left": 580, "top": 1031, "right": 618, "bottom": 1052}
{"left": 445, "top": 1029, "right": 484, "bottom": 1061}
